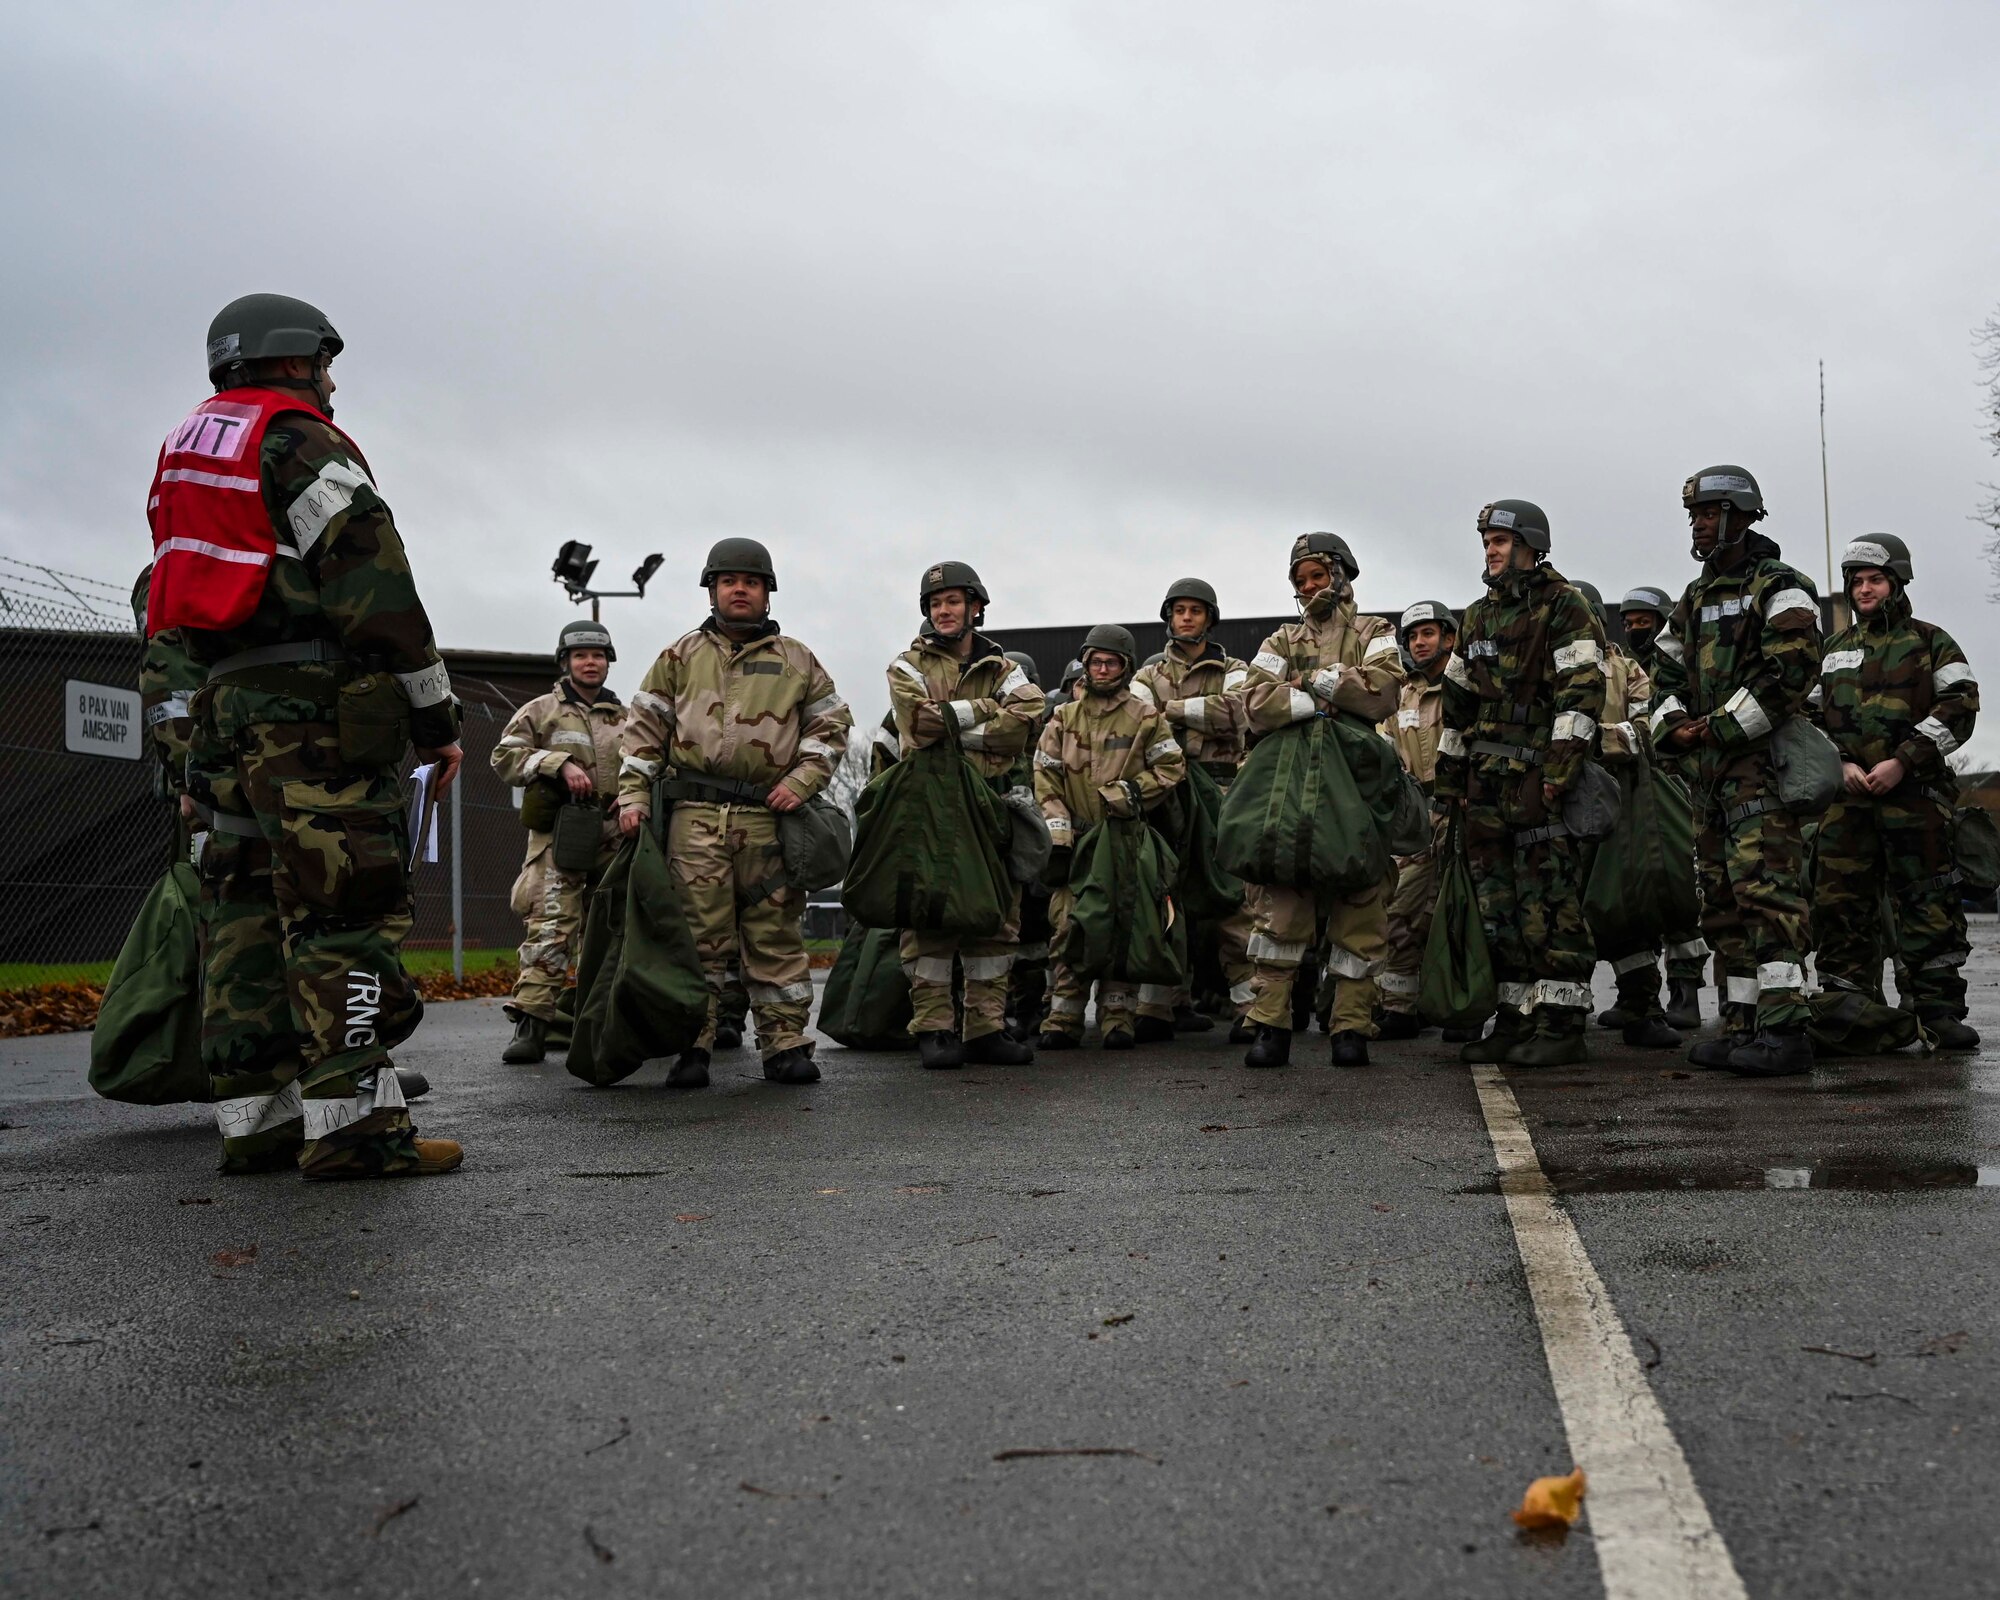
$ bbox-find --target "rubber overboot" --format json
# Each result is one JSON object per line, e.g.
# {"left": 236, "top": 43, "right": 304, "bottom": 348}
{"left": 1329, "top": 1030, "right": 1370, "bottom": 1068}
{"left": 1038, "top": 1030, "right": 1079, "bottom": 1051}
{"left": 1688, "top": 1032, "right": 1752, "bottom": 1072}
{"left": 1924, "top": 1015, "right": 1980, "bottom": 1052}
{"left": 501, "top": 1015, "right": 547, "bottom": 1064}
{"left": 1101, "top": 1027, "right": 1135, "bottom": 1051}
{"left": 667, "top": 1049, "right": 711, "bottom": 1088}
{"left": 1596, "top": 1005, "right": 1638, "bottom": 1030}
{"left": 1460, "top": 1008, "right": 1530, "bottom": 1064}
{"left": 1377, "top": 1010, "right": 1423, "bottom": 1041}
{"left": 1244, "top": 1024, "right": 1291, "bottom": 1068}
{"left": 302, "top": 1138, "right": 463, "bottom": 1180}
{"left": 1664, "top": 977, "right": 1702, "bottom": 1031}
{"left": 764, "top": 1046, "right": 821, "bottom": 1084}
{"left": 917, "top": 1030, "right": 964, "bottom": 1070}
{"left": 1726, "top": 1026, "right": 1813, "bottom": 1078}
{"left": 1228, "top": 1016, "right": 1258, "bottom": 1045}
{"left": 1621, "top": 1015, "right": 1684, "bottom": 1050}
{"left": 1173, "top": 1005, "right": 1215, "bottom": 1033}
{"left": 1134, "top": 1015, "right": 1177, "bottom": 1044}
{"left": 394, "top": 1067, "right": 430, "bottom": 1100}
{"left": 1441, "top": 1025, "right": 1483, "bottom": 1044}
{"left": 713, "top": 1023, "right": 744, "bottom": 1051}
{"left": 965, "top": 1031, "right": 1034, "bottom": 1065}
{"left": 1504, "top": 1008, "right": 1588, "bottom": 1068}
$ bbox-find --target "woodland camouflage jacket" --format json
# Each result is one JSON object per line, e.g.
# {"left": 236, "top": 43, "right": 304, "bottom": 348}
{"left": 1033, "top": 687, "right": 1186, "bottom": 847}
{"left": 618, "top": 619, "right": 851, "bottom": 811}
{"left": 183, "top": 408, "right": 456, "bottom": 749}
{"left": 1647, "top": 533, "right": 1821, "bottom": 782}
{"left": 1437, "top": 563, "right": 1606, "bottom": 798}
{"left": 1809, "top": 591, "right": 1977, "bottom": 783}
{"left": 888, "top": 631, "right": 1045, "bottom": 783}
{"left": 1132, "top": 641, "right": 1250, "bottom": 771}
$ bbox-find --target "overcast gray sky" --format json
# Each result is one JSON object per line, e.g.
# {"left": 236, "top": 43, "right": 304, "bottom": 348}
{"left": 4, "top": 0, "right": 1997, "bottom": 744}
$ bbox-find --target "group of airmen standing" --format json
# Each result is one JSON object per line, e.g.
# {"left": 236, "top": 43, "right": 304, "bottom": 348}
{"left": 135, "top": 292, "right": 1983, "bottom": 1188}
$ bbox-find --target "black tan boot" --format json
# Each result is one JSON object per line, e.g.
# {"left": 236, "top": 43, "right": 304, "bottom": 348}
{"left": 965, "top": 1030, "right": 1034, "bottom": 1065}
{"left": 1328, "top": 1030, "right": 1370, "bottom": 1068}
{"left": 1460, "top": 1007, "right": 1530, "bottom": 1065}
{"left": 1923, "top": 1014, "right": 1980, "bottom": 1052}
{"left": 501, "top": 1015, "right": 547, "bottom": 1064}
{"left": 666, "top": 1048, "right": 711, "bottom": 1088}
{"left": 1244, "top": 1024, "right": 1291, "bottom": 1068}
{"left": 1504, "top": 1007, "right": 1589, "bottom": 1068}
{"left": 763, "top": 1045, "right": 821, "bottom": 1084}
{"left": 917, "top": 1029, "right": 965, "bottom": 1071}
{"left": 1726, "top": 1026, "right": 1814, "bottom": 1078}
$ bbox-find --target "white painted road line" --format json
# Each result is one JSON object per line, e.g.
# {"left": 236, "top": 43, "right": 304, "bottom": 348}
{"left": 1472, "top": 1065, "right": 1749, "bottom": 1600}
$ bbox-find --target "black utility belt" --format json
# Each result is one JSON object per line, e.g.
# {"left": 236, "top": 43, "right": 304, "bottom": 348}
{"left": 1469, "top": 739, "right": 1544, "bottom": 766}
{"left": 658, "top": 773, "right": 771, "bottom": 806}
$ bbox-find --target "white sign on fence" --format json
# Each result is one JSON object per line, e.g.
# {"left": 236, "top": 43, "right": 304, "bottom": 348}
{"left": 64, "top": 679, "right": 143, "bottom": 760}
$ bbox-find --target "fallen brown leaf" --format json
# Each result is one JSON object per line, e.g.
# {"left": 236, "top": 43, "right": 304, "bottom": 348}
{"left": 673, "top": 1213, "right": 711, "bottom": 1224}
{"left": 1511, "top": 1467, "right": 1586, "bottom": 1531}
{"left": 210, "top": 1245, "right": 258, "bottom": 1269}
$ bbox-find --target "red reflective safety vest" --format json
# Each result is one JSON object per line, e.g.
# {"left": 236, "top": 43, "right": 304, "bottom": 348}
{"left": 143, "top": 388, "right": 369, "bottom": 636}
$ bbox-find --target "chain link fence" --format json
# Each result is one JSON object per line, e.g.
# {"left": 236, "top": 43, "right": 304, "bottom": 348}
{"left": 0, "top": 555, "right": 551, "bottom": 980}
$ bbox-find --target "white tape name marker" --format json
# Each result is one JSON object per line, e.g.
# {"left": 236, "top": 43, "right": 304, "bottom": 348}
{"left": 1472, "top": 1065, "right": 1749, "bottom": 1600}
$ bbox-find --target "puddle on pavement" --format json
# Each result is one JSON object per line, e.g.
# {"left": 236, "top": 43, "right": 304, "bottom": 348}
{"left": 1539, "top": 1160, "right": 2000, "bottom": 1194}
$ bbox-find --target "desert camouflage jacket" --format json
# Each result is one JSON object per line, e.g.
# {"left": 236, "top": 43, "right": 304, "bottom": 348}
{"left": 182, "top": 401, "right": 456, "bottom": 749}
{"left": 1033, "top": 686, "right": 1187, "bottom": 847}
{"left": 888, "top": 630, "right": 1045, "bottom": 783}
{"left": 1598, "top": 647, "right": 1653, "bottom": 764}
{"left": 1243, "top": 591, "right": 1404, "bottom": 736}
{"left": 1437, "top": 562, "right": 1606, "bottom": 798}
{"left": 1132, "top": 641, "right": 1250, "bottom": 772}
{"left": 491, "top": 680, "right": 627, "bottom": 810}
{"left": 618, "top": 618, "right": 851, "bottom": 812}
{"left": 1809, "top": 592, "right": 1977, "bottom": 784}
{"left": 1648, "top": 534, "right": 1821, "bottom": 783}
{"left": 1382, "top": 666, "right": 1446, "bottom": 789}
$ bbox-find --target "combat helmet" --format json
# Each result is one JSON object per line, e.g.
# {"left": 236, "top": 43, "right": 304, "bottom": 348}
{"left": 700, "top": 537, "right": 777, "bottom": 590}
{"left": 1570, "top": 579, "right": 1608, "bottom": 624}
{"left": 1619, "top": 586, "right": 1672, "bottom": 626}
{"left": 1476, "top": 500, "right": 1552, "bottom": 555}
{"left": 918, "top": 560, "right": 990, "bottom": 619}
{"left": 1397, "top": 599, "right": 1459, "bottom": 651}
{"left": 1840, "top": 534, "right": 1913, "bottom": 587}
{"left": 558, "top": 619, "right": 615, "bottom": 670}
{"left": 207, "top": 293, "right": 342, "bottom": 384}
{"left": 1003, "top": 649, "right": 1041, "bottom": 688}
{"left": 1681, "top": 465, "right": 1766, "bottom": 561}
{"left": 1289, "top": 532, "right": 1358, "bottom": 581}
{"left": 1079, "top": 624, "right": 1139, "bottom": 693}
{"left": 1159, "top": 576, "right": 1221, "bottom": 629}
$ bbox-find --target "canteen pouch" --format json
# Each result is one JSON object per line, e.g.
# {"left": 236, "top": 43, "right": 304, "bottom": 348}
{"left": 551, "top": 801, "right": 603, "bottom": 873}
{"left": 1770, "top": 715, "right": 1842, "bottom": 817}
{"left": 337, "top": 671, "right": 412, "bottom": 769}
{"left": 1559, "top": 759, "right": 1622, "bottom": 844}
{"left": 519, "top": 777, "right": 564, "bottom": 832}
{"left": 779, "top": 792, "right": 855, "bottom": 892}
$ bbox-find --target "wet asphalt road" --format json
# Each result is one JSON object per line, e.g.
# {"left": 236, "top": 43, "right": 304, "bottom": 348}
{"left": 5, "top": 933, "right": 1998, "bottom": 1600}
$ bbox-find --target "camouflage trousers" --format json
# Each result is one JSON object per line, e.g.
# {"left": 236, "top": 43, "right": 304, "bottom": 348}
{"left": 189, "top": 707, "right": 423, "bottom": 1178}
{"left": 1813, "top": 790, "right": 1968, "bottom": 1019}
{"left": 667, "top": 803, "right": 811, "bottom": 1059}
{"left": 506, "top": 832, "right": 616, "bottom": 1024}
{"left": 902, "top": 888, "right": 1021, "bottom": 1042}
{"left": 1695, "top": 772, "right": 1813, "bottom": 1029}
{"left": 1137, "top": 900, "right": 1254, "bottom": 1024}
{"left": 1044, "top": 886, "right": 1137, "bottom": 1039}
{"left": 1463, "top": 797, "right": 1594, "bottom": 1016}
{"left": 1378, "top": 810, "right": 1451, "bottom": 1015}
{"left": 1245, "top": 877, "right": 1388, "bottom": 1035}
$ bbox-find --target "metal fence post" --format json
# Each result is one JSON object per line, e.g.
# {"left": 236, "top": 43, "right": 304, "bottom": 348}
{"left": 451, "top": 769, "right": 464, "bottom": 983}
